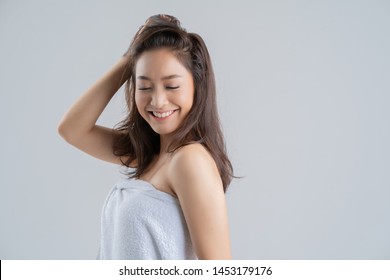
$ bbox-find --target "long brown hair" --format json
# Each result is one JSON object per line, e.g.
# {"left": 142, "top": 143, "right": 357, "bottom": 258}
{"left": 113, "top": 14, "right": 233, "bottom": 191}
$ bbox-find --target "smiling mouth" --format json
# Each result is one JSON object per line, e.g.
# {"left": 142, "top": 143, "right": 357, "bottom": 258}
{"left": 149, "top": 110, "right": 177, "bottom": 119}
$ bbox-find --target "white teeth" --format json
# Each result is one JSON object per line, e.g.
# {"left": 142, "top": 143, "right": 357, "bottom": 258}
{"left": 152, "top": 110, "right": 174, "bottom": 118}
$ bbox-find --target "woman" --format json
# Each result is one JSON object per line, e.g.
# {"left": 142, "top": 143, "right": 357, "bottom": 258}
{"left": 58, "top": 14, "right": 233, "bottom": 260}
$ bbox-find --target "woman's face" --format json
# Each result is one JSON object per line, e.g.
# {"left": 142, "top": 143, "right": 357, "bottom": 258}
{"left": 135, "top": 48, "right": 194, "bottom": 136}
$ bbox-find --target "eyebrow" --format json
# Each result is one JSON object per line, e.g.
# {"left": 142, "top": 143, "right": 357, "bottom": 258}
{"left": 136, "top": 74, "right": 183, "bottom": 81}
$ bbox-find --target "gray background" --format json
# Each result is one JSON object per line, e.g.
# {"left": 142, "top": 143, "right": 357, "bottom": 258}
{"left": 1, "top": 0, "right": 389, "bottom": 259}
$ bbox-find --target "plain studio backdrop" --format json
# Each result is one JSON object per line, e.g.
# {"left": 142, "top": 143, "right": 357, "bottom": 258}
{"left": 1, "top": 0, "right": 389, "bottom": 259}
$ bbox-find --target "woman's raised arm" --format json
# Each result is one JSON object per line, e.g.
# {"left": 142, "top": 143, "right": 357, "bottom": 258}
{"left": 57, "top": 56, "right": 132, "bottom": 165}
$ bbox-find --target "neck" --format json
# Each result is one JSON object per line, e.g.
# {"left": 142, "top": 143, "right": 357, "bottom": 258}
{"left": 159, "top": 134, "right": 172, "bottom": 155}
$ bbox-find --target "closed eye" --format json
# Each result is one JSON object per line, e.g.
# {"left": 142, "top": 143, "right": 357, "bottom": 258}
{"left": 166, "top": 86, "right": 180, "bottom": 90}
{"left": 138, "top": 87, "right": 152, "bottom": 91}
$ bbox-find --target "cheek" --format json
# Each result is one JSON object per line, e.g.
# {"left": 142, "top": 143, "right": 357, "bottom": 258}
{"left": 184, "top": 81, "right": 195, "bottom": 109}
{"left": 135, "top": 93, "right": 148, "bottom": 114}
{"left": 171, "top": 93, "right": 192, "bottom": 111}
{"left": 181, "top": 89, "right": 195, "bottom": 110}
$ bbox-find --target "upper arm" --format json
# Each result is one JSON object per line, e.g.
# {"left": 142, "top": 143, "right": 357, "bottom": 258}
{"left": 168, "top": 144, "right": 231, "bottom": 260}
{"left": 58, "top": 124, "right": 133, "bottom": 166}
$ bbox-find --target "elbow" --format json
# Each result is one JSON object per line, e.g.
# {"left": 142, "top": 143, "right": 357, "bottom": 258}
{"left": 57, "top": 122, "right": 75, "bottom": 143}
{"left": 57, "top": 122, "right": 69, "bottom": 141}
{"left": 57, "top": 121, "right": 92, "bottom": 145}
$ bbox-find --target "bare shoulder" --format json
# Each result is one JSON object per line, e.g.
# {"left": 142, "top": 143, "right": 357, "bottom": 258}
{"left": 167, "top": 143, "right": 231, "bottom": 259}
{"left": 171, "top": 143, "right": 215, "bottom": 166}
{"left": 168, "top": 143, "right": 223, "bottom": 196}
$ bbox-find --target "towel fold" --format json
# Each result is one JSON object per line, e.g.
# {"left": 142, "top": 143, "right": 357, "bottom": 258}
{"left": 97, "top": 178, "right": 197, "bottom": 260}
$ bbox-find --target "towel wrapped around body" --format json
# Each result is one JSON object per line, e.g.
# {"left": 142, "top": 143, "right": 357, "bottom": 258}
{"left": 97, "top": 177, "right": 197, "bottom": 260}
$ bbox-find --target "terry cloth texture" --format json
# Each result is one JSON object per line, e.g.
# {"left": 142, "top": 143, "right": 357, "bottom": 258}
{"left": 97, "top": 178, "right": 196, "bottom": 260}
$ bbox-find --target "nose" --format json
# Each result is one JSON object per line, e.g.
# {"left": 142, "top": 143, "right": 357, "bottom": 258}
{"left": 150, "top": 87, "right": 169, "bottom": 109}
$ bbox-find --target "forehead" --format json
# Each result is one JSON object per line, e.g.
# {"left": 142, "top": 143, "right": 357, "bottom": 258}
{"left": 135, "top": 48, "right": 191, "bottom": 80}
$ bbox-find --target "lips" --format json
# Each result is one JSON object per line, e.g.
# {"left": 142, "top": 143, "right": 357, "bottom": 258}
{"left": 148, "top": 109, "right": 178, "bottom": 120}
{"left": 152, "top": 110, "right": 175, "bottom": 118}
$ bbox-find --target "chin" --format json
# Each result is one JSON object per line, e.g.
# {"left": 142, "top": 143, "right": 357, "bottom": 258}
{"left": 150, "top": 125, "right": 177, "bottom": 136}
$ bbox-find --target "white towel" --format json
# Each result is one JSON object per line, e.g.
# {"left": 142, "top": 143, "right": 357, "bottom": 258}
{"left": 97, "top": 178, "right": 197, "bottom": 259}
